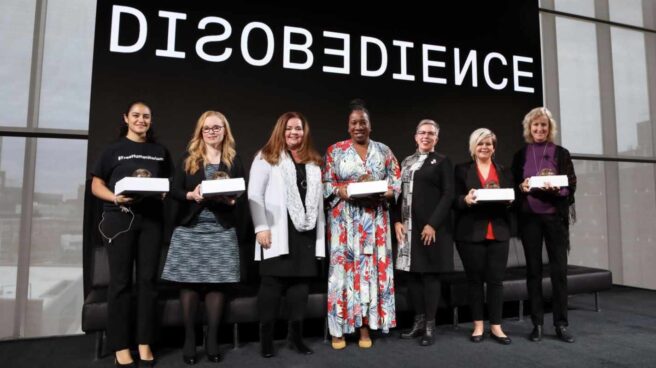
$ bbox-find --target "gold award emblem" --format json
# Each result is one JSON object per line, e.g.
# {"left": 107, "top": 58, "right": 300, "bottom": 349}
{"left": 132, "top": 169, "right": 152, "bottom": 178}
{"left": 211, "top": 171, "right": 230, "bottom": 180}
{"left": 538, "top": 168, "right": 555, "bottom": 176}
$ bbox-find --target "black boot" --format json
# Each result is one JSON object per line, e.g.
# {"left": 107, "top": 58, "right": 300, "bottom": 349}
{"left": 288, "top": 321, "right": 313, "bottom": 355}
{"left": 419, "top": 320, "right": 435, "bottom": 346}
{"left": 529, "top": 325, "right": 543, "bottom": 342}
{"left": 260, "top": 322, "right": 275, "bottom": 358}
{"left": 400, "top": 314, "right": 426, "bottom": 339}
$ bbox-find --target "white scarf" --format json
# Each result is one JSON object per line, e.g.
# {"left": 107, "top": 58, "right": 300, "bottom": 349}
{"left": 279, "top": 151, "right": 322, "bottom": 232}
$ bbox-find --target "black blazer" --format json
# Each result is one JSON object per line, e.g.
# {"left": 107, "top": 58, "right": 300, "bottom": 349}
{"left": 392, "top": 152, "right": 454, "bottom": 273}
{"left": 454, "top": 161, "right": 514, "bottom": 243}
{"left": 170, "top": 153, "right": 246, "bottom": 229}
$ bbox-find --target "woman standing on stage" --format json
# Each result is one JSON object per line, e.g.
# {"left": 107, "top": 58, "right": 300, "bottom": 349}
{"left": 248, "top": 111, "right": 325, "bottom": 358}
{"left": 91, "top": 101, "right": 173, "bottom": 367}
{"left": 161, "top": 110, "right": 244, "bottom": 364}
{"left": 324, "top": 99, "right": 401, "bottom": 349}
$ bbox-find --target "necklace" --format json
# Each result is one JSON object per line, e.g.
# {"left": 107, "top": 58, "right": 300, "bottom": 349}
{"left": 531, "top": 143, "right": 549, "bottom": 176}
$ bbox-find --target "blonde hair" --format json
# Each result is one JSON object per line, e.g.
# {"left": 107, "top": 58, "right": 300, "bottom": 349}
{"left": 522, "top": 107, "right": 558, "bottom": 143}
{"left": 468, "top": 128, "right": 497, "bottom": 159}
{"left": 184, "top": 111, "right": 236, "bottom": 174}
{"left": 259, "top": 112, "right": 322, "bottom": 166}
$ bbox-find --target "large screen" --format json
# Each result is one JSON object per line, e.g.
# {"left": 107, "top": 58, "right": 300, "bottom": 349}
{"left": 87, "top": 1, "right": 542, "bottom": 169}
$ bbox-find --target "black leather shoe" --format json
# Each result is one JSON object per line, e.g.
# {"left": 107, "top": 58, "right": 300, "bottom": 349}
{"left": 400, "top": 314, "right": 426, "bottom": 339}
{"left": 470, "top": 334, "right": 484, "bottom": 343}
{"left": 207, "top": 353, "right": 222, "bottom": 363}
{"left": 555, "top": 326, "right": 575, "bottom": 343}
{"left": 529, "top": 325, "right": 543, "bottom": 342}
{"left": 489, "top": 332, "right": 512, "bottom": 345}
{"left": 139, "top": 358, "right": 156, "bottom": 367}
{"left": 182, "top": 355, "right": 197, "bottom": 365}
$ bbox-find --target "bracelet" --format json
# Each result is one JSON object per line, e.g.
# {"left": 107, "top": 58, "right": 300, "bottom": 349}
{"left": 113, "top": 196, "right": 119, "bottom": 206}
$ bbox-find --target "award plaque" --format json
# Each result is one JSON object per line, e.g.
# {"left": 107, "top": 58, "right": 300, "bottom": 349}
{"left": 528, "top": 174, "right": 568, "bottom": 189}
{"left": 200, "top": 171, "right": 245, "bottom": 197}
{"left": 347, "top": 180, "right": 388, "bottom": 198}
{"left": 114, "top": 169, "right": 170, "bottom": 195}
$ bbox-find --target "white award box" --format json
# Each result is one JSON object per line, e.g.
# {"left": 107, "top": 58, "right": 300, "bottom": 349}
{"left": 347, "top": 180, "right": 388, "bottom": 198}
{"left": 528, "top": 175, "right": 568, "bottom": 189}
{"left": 475, "top": 188, "right": 515, "bottom": 201}
{"left": 114, "top": 177, "right": 170, "bottom": 196}
{"left": 200, "top": 178, "right": 245, "bottom": 197}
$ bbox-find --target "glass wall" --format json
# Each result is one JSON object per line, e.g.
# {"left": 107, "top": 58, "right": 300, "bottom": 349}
{"left": 541, "top": 0, "right": 656, "bottom": 289}
{"left": 0, "top": 0, "right": 94, "bottom": 340}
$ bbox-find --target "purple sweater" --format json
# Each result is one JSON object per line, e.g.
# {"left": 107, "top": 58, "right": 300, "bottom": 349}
{"left": 522, "top": 142, "right": 570, "bottom": 214}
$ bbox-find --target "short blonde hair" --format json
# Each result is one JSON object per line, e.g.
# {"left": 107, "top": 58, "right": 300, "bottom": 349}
{"left": 468, "top": 128, "right": 497, "bottom": 159}
{"left": 522, "top": 107, "right": 558, "bottom": 143}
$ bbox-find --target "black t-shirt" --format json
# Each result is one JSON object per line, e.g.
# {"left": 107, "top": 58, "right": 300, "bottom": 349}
{"left": 91, "top": 137, "right": 173, "bottom": 214}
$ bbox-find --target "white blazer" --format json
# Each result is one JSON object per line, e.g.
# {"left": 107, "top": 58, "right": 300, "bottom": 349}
{"left": 248, "top": 152, "right": 326, "bottom": 260}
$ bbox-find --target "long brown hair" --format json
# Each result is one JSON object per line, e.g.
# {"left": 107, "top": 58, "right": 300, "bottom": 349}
{"left": 260, "top": 111, "right": 322, "bottom": 165}
{"left": 184, "top": 111, "right": 236, "bottom": 174}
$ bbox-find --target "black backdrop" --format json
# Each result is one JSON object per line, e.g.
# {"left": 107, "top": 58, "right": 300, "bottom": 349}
{"left": 87, "top": 1, "right": 542, "bottom": 170}
{"left": 82, "top": 0, "right": 543, "bottom": 297}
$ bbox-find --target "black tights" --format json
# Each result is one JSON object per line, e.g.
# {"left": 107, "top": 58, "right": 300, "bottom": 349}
{"left": 406, "top": 273, "right": 441, "bottom": 321}
{"left": 180, "top": 287, "right": 225, "bottom": 357}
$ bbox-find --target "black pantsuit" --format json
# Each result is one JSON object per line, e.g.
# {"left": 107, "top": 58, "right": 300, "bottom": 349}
{"left": 102, "top": 210, "right": 162, "bottom": 350}
{"left": 454, "top": 161, "right": 513, "bottom": 325}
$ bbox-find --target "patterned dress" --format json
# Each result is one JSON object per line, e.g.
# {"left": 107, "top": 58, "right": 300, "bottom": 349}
{"left": 323, "top": 139, "right": 401, "bottom": 337}
{"left": 161, "top": 163, "right": 240, "bottom": 283}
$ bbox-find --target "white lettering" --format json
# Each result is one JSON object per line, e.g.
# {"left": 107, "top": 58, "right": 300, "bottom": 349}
{"left": 196, "top": 16, "right": 232, "bottom": 62}
{"left": 155, "top": 11, "right": 187, "bottom": 59}
{"left": 109, "top": 5, "right": 147, "bottom": 53}
{"left": 283, "top": 26, "right": 314, "bottom": 70}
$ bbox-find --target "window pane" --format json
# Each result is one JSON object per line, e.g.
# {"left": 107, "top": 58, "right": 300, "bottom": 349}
{"left": 24, "top": 138, "right": 86, "bottom": 337}
{"left": 554, "top": 0, "right": 596, "bottom": 18}
{"left": 569, "top": 160, "right": 609, "bottom": 269}
{"left": 609, "top": 0, "right": 644, "bottom": 28}
{"left": 0, "top": 137, "right": 26, "bottom": 339}
{"left": 611, "top": 27, "right": 652, "bottom": 157}
{"left": 0, "top": 0, "right": 36, "bottom": 127}
{"left": 556, "top": 17, "right": 603, "bottom": 154}
{"left": 38, "top": 0, "right": 96, "bottom": 130}
{"left": 618, "top": 162, "right": 656, "bottom": 289}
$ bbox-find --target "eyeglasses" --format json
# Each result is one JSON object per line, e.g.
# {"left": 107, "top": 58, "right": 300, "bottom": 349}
{"left": 416, "top": 130, "right": 437, "bottom": 137}
{"left": 202, "top": 125, "right": 224, "bottom": 134}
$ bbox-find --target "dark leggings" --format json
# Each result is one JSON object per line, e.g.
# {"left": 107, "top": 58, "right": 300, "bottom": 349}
{"left": 179, "top": 285, "right": 228, "bottom": 356}
{"left": 102, "top": 210, "right": 162, "bottom": 351}
{"left": 258, "top": 276, "right": 310, "bottom": 322}
{"left": 457, "top": 240, "right": 509, "bottom": 324}
{"left": 406, "top": 273, "right": 441, "bottom": 321}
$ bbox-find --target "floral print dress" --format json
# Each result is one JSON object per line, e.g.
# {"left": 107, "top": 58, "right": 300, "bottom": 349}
{"left": 323, "top": 139, "right": 401, "bottom": 337}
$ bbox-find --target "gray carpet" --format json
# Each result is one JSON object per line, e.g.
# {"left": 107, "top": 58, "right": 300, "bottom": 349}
{"left": 1, "top": 286, "right": 655, "bottom": 367}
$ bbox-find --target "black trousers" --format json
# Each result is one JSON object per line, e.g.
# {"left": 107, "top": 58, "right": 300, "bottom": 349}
{"left": 101, "top": 210, "right": 162, "bottom": 351}
{"left": 456, "top": 240, "right": 509, "bottom": 325}
{"left": 258, "top": 276, "right": 310, "bottom": 323}
{"left": 406, "top": 272, "right": 441, "bottom": 321}
{"left": 520, "top": 213, "right": 569, "bottom": 327}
